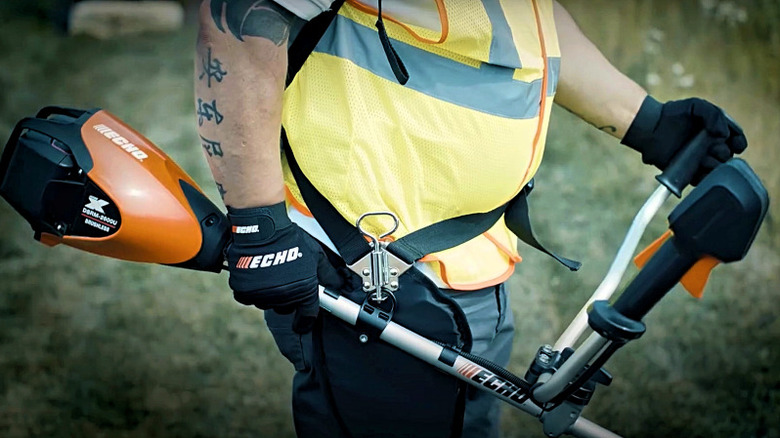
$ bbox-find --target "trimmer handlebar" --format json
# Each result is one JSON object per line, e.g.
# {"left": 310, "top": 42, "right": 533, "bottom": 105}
{"left": 0, "top": 107, "right": 769, "bottom": 438}
{"left": 534, "top": 157, "right": 768, "bottom": 433}
{"left": 656, "top": 115, "right": 744, "bottom": 198}
{"left": 656, "top": 130, "right": 711, "bottom": 197}
{"left": 616, "top": 158, "right": 768, "bottom": 320}
{"left": 612, "top": 238, "right": 696, "bottom": 320}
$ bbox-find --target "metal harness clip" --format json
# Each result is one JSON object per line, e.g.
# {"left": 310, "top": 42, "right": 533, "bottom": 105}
{"left": 348, "top": 211, "right": 412, "bottom": 303}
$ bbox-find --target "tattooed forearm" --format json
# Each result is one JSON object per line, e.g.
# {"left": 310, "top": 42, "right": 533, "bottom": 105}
{"left": 197, "top": 98, "right": 224, "bottom": 126}
{"left": 194, "top": 1, "right": 291, "bottom": 207}
{"left": 209, "top": 0, "right": 294, "bottom": 45}
{"left": 199, "top": 48, "right": 227, "bottom": 87}
{"left": 200, "top": 135, "right": 224, "bottom": 157}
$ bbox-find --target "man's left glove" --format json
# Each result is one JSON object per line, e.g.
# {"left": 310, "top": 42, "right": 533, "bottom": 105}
{"left": 622, "top": 95, "right": 747, "bottom": 185}
{"left": 226, "top": 201, "right": 341, "bottom": 334}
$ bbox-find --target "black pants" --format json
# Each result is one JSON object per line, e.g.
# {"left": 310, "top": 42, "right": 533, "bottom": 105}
{"left": 265, "top": 269, "right": 514, "bottom": 438}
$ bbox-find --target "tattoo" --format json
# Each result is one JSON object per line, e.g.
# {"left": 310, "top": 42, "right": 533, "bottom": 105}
{"left": 200, "top": 135, "right": 223, "bottom": 157}
{"left": 559, "top": 106, "right": 618, "bottom": 135}
{"left": 209, "top": 0, "right": 293, "bottom": 45}
{"left": 199, "top": 48, "right": 227, "bottom": 87}
{"left": 216, "top": 182, "right": 227, "bottom": 200}
{"left": 197, "top": 98, "right": 224, "bottom": 126}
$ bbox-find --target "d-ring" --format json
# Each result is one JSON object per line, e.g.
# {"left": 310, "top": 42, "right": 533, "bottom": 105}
{"left": 355, "top": 211, "right": 400, "bottom": 244}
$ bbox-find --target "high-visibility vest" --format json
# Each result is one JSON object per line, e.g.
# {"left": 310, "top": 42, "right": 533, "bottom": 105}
{"left": 282, "top": 0, "right": 561, "bottom": 290}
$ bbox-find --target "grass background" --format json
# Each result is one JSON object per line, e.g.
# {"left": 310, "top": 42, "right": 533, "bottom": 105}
{"left": 0, "top": 1, "right": 778, "bottom": 437}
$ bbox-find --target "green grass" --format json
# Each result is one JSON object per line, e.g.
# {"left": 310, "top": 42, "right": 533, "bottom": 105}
{"left": 1, "top": 2, "right": 779, "bottom": 437}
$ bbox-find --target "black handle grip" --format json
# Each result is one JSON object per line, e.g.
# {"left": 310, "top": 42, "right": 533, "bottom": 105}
{"left": 612, "top": 237, "right": 698, "bottom": 321}
{"left": 655, "top": 130, "right": 710, "bottom": 197}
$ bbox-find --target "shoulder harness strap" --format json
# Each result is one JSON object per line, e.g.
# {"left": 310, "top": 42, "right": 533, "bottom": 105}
{"left": 283, "top": 1, "right": 580, "bottom": 271}
{"left": 286, "top": 0, "right": 346, "bottom": 87}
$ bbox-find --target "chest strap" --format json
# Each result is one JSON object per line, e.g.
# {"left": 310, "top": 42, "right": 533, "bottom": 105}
{"left": 282, "top": 133, "right": 580, "bottom": 271}
{"left": 282, "top": 2, "right": 579, "bottom": 272}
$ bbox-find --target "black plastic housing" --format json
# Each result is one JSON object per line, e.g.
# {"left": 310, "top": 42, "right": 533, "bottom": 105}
{"left": 170, "top": 180, "right": 229, "bottom": 273}
{"left": 669, "top": 158, "right": 768, "bottom": 262}
{"left": 1, "top": 106, "right": 228, "bottom": 273}
{"left": 0, "top": 108, "right": 95, "bottom": 237}
{"left": 614, "top": 158, "right": 768, "bottom": 321}
{"left": 587, "top": 300, "right": 646, "bottom": 342}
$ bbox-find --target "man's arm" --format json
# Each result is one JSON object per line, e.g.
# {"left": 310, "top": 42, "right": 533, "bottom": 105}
{"left": 551, "top": 1, "right": 746, "bottom": 182}
{"left": 552, "top": 1, "right": 646, "bottom": 139}
{"left": 196, "top": 0, "right": 297, "bottom": 208}
{"left": 197, "top": 1, "right": 340, "bottom": 334}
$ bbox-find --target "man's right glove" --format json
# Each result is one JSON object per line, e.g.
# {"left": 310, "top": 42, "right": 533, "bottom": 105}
{"left": 226, "top": 201, "right": 341, "bottom": 334}
{"left": 621, "top": 96, "right": 747, "bottom": 184}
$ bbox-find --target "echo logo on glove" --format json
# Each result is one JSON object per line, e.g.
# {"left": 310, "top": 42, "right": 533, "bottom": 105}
{"left": 232, "top": 225, "right": 260, "bottom": 234}
{"left": 235, "top": 247, "right": 303, "bottom": 269}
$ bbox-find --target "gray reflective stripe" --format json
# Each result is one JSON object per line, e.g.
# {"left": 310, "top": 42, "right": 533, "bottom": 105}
{"left": 314, "top": 15, "right": 560, "bottom": 119}
{"left": 481, "top": 0, "right": 522, "bottom": 68}
{"left": 548, "top": 57, "right": 560, "bottom": 96}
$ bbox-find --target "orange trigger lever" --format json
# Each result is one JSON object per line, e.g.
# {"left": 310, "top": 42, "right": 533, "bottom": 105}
{"left": 634, "top": 230, "right": 721, "bottom": 298}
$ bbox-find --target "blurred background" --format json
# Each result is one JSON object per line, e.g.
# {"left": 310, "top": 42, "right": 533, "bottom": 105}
{"left": 0, "top": 1, "right": 778, "bottom": 437}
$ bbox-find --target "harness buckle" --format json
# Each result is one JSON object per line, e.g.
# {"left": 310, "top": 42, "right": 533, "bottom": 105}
{"left": 348, "top": 211, "right": 411, "bottom": 303}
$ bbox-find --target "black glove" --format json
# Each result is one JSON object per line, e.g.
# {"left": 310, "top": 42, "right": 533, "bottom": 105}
{"left": 622, "top": 96, "right": 747, "bottom": 184}
{"left": 226, "top": 201, "right": 340, "bottom": 333}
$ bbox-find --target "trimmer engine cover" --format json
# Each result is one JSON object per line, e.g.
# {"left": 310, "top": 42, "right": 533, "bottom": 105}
{"left": 0, "top": 106, "right": 228, "bottom": 272}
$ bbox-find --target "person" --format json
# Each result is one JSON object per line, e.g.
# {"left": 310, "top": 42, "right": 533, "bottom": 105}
{"left": 194, "top": 1, "right": 747, "bottom": 437}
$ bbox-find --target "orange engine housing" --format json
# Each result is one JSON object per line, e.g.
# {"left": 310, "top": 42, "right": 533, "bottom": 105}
{"left": 0, "top": 106, "right": 228, "bottom": 272}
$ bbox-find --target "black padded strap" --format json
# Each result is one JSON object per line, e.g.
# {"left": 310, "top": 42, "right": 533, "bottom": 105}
{"left": 285, "top": 124, "right": 580, "bottom": 269}
{"left": 389, "top": 182, "right": 581, "bottom": 269}
{"left": 504, "top": 182, "right": 581, "bottom": 271}
{"left": 285, "top": 130, "right": 579, "bottom": 269}
{"left": 281, "top": 1, "right": 579, "bottom": 270}
{"left": 282, "top": 132, "right": 372, "bottom": 265}
{"left": 286, "top": 0, "right": 346, "bottom": 87}
{"left": 283, "top": 130, "right": 508, "bottom": 265}
{"left": 386, "top": 205, "right": 507, "bottom": 264}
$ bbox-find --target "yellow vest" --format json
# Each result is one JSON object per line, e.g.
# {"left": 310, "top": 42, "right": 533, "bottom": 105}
{"left": 282, "top": 0, "right": 561, "bottom": 290}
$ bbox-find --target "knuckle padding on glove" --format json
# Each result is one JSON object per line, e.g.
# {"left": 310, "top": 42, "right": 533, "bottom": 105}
{"left": 727, "top": 133, "right": 748, "bottom": 154}
{"left": 231, "top": 275, "right": 318, "bottom": 306}
{"left": 710, "top": 143, "right": 733, "bottom": 162}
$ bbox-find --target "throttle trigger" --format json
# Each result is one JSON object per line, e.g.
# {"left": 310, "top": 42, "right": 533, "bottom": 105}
{"left": 634, "top": 230, "right": 672, "bottom": 268}
{"left": 680, "top": 256, "right": 721, "bottom": 298}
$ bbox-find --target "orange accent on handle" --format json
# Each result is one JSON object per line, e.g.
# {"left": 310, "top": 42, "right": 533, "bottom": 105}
{"left": 680, "top": 256, "right": 721, "bottom": 299}
{"left": 634, "top": 230, "right": 673, "bottom": 268}
{"left": 39, "top": 232, "right": 62, "bottom": 247}
{"left": 635, "top": 230, "right": 721, "bottom": 298}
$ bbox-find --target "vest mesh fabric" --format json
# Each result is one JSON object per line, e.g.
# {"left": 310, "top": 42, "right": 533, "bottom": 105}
{"left": 283, "top": 0, "right": 560, "bottom": 289}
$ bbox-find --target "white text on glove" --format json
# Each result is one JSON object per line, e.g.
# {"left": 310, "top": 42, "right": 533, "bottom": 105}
{"left": 235, "top": 247, "right": 303, "bottom": 269}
